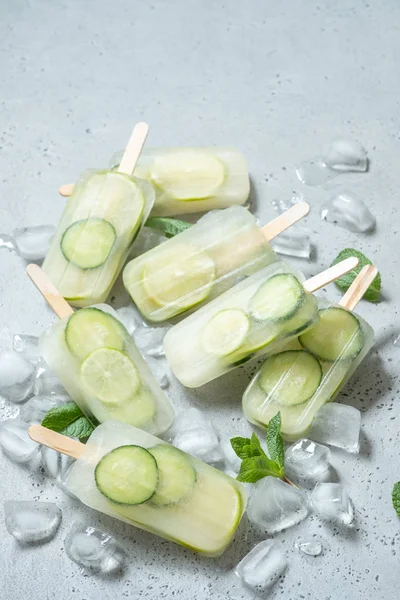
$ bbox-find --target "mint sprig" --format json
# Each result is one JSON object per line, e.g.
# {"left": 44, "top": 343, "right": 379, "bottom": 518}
{"left": 42, "top": 401, "right": 94, "bottom": 440}
{"left": 230, "top": 414, "right": 285, "bottom": 484}
{"left": 331, "top": 248, "right": 381, "bottom": 302}
{"left": 392, "top": 482, "right": 400, "bottom": 517}
{"left": 145, "top": 217, "right": 192, "bottom": 238}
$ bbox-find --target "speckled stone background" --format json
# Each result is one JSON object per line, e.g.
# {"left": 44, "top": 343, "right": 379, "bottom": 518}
{"left": 0, "top": 1, "right": 399, "bottom": 599}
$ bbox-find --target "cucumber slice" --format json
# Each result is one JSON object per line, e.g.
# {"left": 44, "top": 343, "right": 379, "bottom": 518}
{"left": 258, "top": 350, "right": 322, "bottom": 407}
{"left": 249, "top": 274, "right": 305, "bottom": 322}
{"left": 107, "top": 387, "right": 156, "bottom": 428}
{"left": 80, "top": 348, "right": 141, "bottom": 405}
{"left": 299, "top": 307, "right": 364, "bottom": 362}
{"left": 148, "top": 445, "right": 197, "bottom": 506}
{"left": 142, "top": 244, "right": 216, "bottom": 313}
{"left": 95, "top": 445, "right": 158, "bottom": 505}
{"left": 61, "top": 218, "right": 116, "bottom": 269}
{"left": 201, "top": 309, "right": 250, "bottom": 357}
{"left": 65, "top": 308, "right": 126, "bottom": 360}
{"left": 151, "top": 152, "right": 226, "bottom": 200}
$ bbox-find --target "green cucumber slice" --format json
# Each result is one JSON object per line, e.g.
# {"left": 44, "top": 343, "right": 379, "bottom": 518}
{"left": 299, "top": 307, "right": 364, "bottom": 362}
{"left": 95, "top": 445, "right": 158, "bottom": 505}
{"left": 148, "top": 445, "right": 197, "bottom": 506}
{"left": 61, "top": 218, "right": 116, "bottom": 269}
{"left": 65, "top": 308, "right": 126, "bottom": 360}
{"left": 258, "top": 350, "right": 322, "bottom": 406}
{"left": 142, "top": 244, "right": 216, "bottom": 313}
{"left": 80, "top": 348, "right": 141, "bottom": 405}
{"left": 201, "top": 309, "right": 250, "bottom": 357}
{"left": 151, "top": 152, "right": 226, "bottom": 200}
{"left": 249, "top": 273, "right": 305, "bottom": 322}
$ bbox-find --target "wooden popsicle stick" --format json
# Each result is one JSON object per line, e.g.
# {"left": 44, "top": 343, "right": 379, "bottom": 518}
{"left": 59, "top": 183, "right": 74, "bottom": 197}
{"left": 339, "top": 264, "right": 378, "bottom": 311}
{"left": 29, "top": 424, "right": 85, "bottom": 459}
{"left": 261, "top": 202, "right": 310, "bottom": 242}
{"left": 117, "top": 121, "right": 149, "bottom": 175}
{"left": 26, "top": 264, "right": 74, "bottom": 319}
{"left": 303, "top": 256, "right": 359, "bottom": 293}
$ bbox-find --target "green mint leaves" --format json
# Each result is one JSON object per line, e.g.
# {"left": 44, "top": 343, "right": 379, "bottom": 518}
{"left": 145, "top": 217, "right": 192, "bottom": 238}
{"left": 331, "top": 248, "right": 381, "bottom": 302}
{"left": 392, "top": 482, "right": 400, "bottom": 517}
{"left": 230, "top": 413, "right": 285, "bottom": 483}
{"left": 41, "top": 401, "right": 94, "bottom": 440}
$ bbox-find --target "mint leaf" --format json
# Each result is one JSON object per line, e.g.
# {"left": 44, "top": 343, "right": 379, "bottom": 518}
{"left": 145, "top": 217, "right": 192, "bottom": 238}
{"left": 42, "top": 402, "right": 94, "bottom": 440}
{"left": 237, "top": 455, "right": 282, "bottom": 483}
{"left": 250, "top": 432, "right": 264, "bottom": 456}
{"left": 392, "top": 482, "right": 400, "bottom": 517}
{"left": 266, "top": 413, "right": 284, "bottom": 469}
{"left": 230, "top": 437, "right": 254, "bottom": 459}
{"left": 331, "top": 248, "right": 381, "bottom": 302}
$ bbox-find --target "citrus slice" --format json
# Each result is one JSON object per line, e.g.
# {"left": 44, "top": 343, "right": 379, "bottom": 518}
{"left": 201, "top": 309, "right": 249, "bottom": 357}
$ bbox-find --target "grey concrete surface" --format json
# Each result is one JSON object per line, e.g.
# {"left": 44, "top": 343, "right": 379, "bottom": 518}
{"left": 0, "top": 1, "right": 399, "bottom": 599}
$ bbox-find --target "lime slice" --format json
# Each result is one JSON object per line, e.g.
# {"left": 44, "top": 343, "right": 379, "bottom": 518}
{"left": 142, "top": 244, "right": 216, "bottom": 313}
{"left": 151, "top": 151, "right": 226, "bottom": 200}
{"left": 109, "top": 387, "right": 156, "bottom": 428}
{"left": 65, "top": 308, "right": 126, "bottom": 361}
{"left": 201, "top": 309, "right": 249, "bottom": 357}
{"left": 80, "top": 348, "right": 140, "bottom": 405}
{"left": 61, "top": 218, "right": 116, "bottom": 269}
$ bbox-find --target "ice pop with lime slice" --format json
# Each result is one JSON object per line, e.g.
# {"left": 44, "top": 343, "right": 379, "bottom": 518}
{"left": 59, "top": 147, "right": 250, "bottom": 217}
{"left": 26, "top": 265, "right": 174, "bottom": 435}
{"left": 242, "top": 264, "right": 376, "bottom": 440}
{"left": 29, "top": 422, "right": 247, "bottom": 556}
{"left": 43, "top": 123, "right": 153, "bottom": 308}
{"left": 123, "top": 202, "right": 310, "bottom": 323}
{"left": 164, "top": 257, "right": 359, "bottom": 388}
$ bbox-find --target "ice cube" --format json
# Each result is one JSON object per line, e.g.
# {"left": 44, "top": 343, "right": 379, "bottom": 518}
{"left": 0, "top": 233, "right": 16, "bottom": 252}
{"left": 220, "top": 438, "right": 242, "bottom": 473}
{"left": 235, "top": 540, "right": 287, "bottom": 592}
{"left": 0, "top": 351, "right": 36, "bottom": 403}
{"left": 285, "top": 439, "right": 331, "bottom": 483}
{"left": 130, "top": 228, "right": 166, "bottom": 257}
{"left": 321, "top": 192, "right": 375, "bottom": 233}
{"left": 271, "top": 193, "right": 303, "bottom": 215}
{"left": 65, "top": 523, "right": 129, "bottom": 573}
{"left": 19, "top": 395, "right": 63, "bottom": 424}
{"left": 310, "top": 483, "right": 353, "bottom": 524}
{"left": 145, "top": 357, "right": 170, "bottom": 389}
{"left": 271, "top": 226, "right": 311, "bottom": 259}
{"left": 34, "top": 363, "right": 67, "bottom": 396}
{"left": 247, "top": 477, "right": 309, "bottom": 534}
{"left": 13, "top": 225, "right": 55, "bottom": 261}
{"left": 41, "top": 445, "right": 76, "bottom": 494}
{"left": 324, "top": 139, "right": 368, "bottom": 172}
{"left": 134, "top": 327, "right": 167, "bottom": 358}
{"left": 0, "top": 419, "right": 40, "bottom": 463}
{"left": 172, "top": 408, "right": 223, "bottom": 464}
{"left": 296, "top": 158, "right": 335, "bottom": 186}
{"left": 13, "top": 334, "right": 41, "bottom": 365}
{"left": 115, "top": 306, "right": 141, "bottom": 336}
{"left": 295, "top": 539, "right": 322, "bottom": 556}
{"left": 309, "top": 403, "right": 361, "bottom": 453}
{"left": 4, "top": 501, "right": 62, "bottom": 543}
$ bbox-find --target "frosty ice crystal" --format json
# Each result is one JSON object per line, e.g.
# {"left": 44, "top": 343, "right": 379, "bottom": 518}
{"left": 309, "top": 404, "right": 361, "bottom": 453}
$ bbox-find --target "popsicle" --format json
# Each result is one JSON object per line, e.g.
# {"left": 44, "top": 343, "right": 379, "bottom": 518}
{"left": 26, "top": 265, "right": 174, "bottom": 435}
{"left": 29, "top": 422, "right": 247, "bottom": 556}
{"left": 123, "top": 202, "right": 310, "bottom": 323}
{"left": 242, "top": 264, "right": 376, "bottom": 441}
{"left": 59, "top": 147, "right": 250, "bottom": 217}
{"left": 163, "top": 257, "right": 359, "bottom": 388}
{"left": 43, "top": 123, "right": 153, "bottom": 308}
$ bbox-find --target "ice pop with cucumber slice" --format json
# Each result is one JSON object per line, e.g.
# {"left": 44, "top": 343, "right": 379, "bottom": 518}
{"left": 26, "top": 265, "right": 174, "bottom": 436}
{"left": 43, "top": 123, "right": 153, "bottom": 308}
{"left": 59, "top": 147, "right": 250, "bottom": 217}
{"left": 242, "top": 264, "right": 376, "bottom": 441}
{"left": 123, "top": 202, "right": 310, "bottom": 323}
{"left": 29, "top": 422, "right": 247, "bottom": 556}
{"left": 164, "top": 257, "right": 359, "bottom": 388}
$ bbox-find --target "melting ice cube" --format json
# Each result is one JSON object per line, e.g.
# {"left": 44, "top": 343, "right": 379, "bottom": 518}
{"left": 309, "top": 403, "right": 361, "bottom": 453}
{"left": 0, "top": 420, "right": 40, "bottom": 463}
{"left": 13, "top": 225, "right": 55, "bottom": 260}
{"left": 41, "top": 445, "right": 76, "bottom": 495}
{"left": 19, "top": 394, "right": 63, "bottom": 424}
{"left": 285, "top": 439, "right": 331, "bottom": 484}
{"left": 0, "top": 351, "right": 36, "bottom": 403}
{"left": 235, "top": 539, "right": 287, "bottom": 592}
{"left": 321, "top": 192, "right": 375, "bottom": 233}
{"left": 247, "top": 477, "right": 309, "bottom": 534}
{"left": 4, "top": 501, "right": 62, "bottom": 543}
{"left": 115, "top": 306, "right": 142, "bottom": 336}
{"left": 64, "top": 523, "right": 129, "bottom": 573}
{"left": 171, "top": 407, "right": 223, "bottom": 464}
{"left": 324, "top": 139, "right": 368, "bottom": 172}
{"left": 310, "top": 483, "right": 353, "bottom": 525}
{"left": 220, "top": 438, "right": 242, "bottom": 473}
{"left": 271, "top": 227, "right": 311, "bottom": 259}
{"left": 34, "top": 363, "right": 68, "bottom": 397}
{"left": 295, "top": 538, "right": 323, "bottom": 556}
{"left": 134, "top": 327, "right": 167, "bottom": 358}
